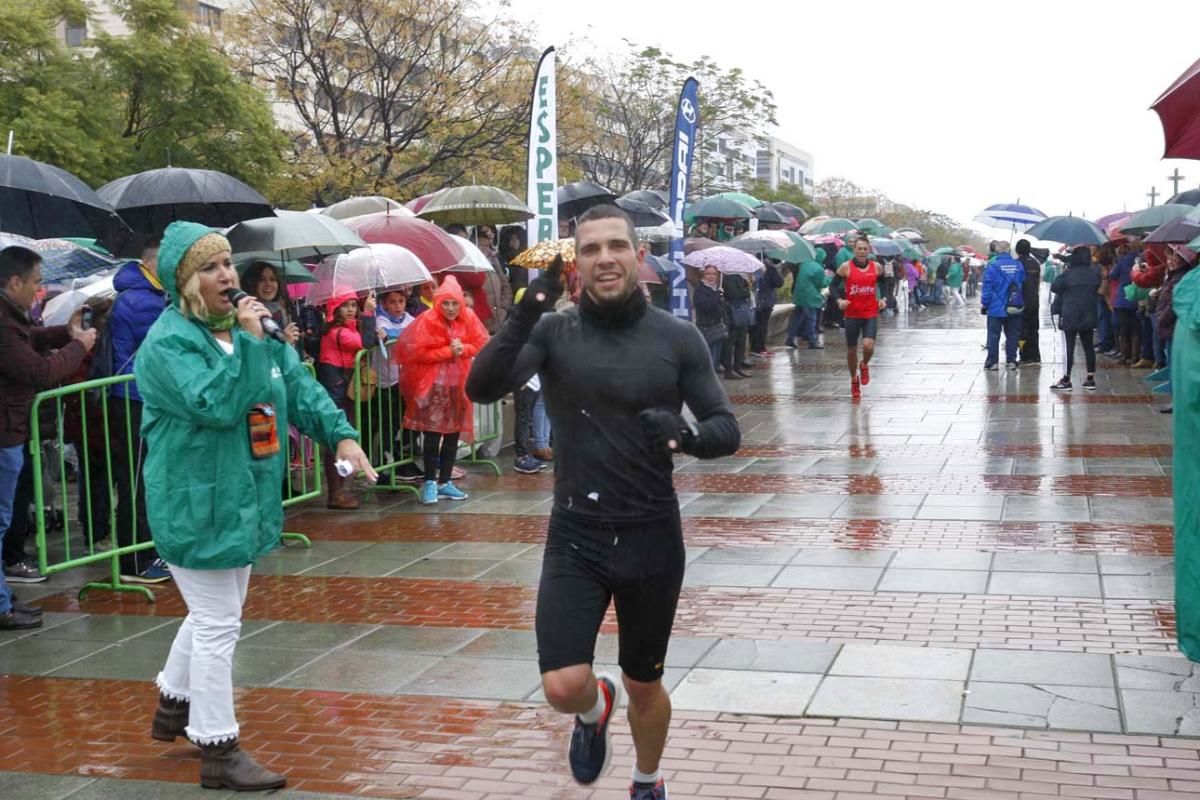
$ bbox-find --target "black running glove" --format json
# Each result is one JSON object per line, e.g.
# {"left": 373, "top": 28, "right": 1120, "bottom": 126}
{"left": 639, "top": 409, "right": 697, "bottom": 456}
{"left": 512, "top": 255, "right": 565, "bottom": 326}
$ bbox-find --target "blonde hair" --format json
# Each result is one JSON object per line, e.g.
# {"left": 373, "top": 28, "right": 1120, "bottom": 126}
{"left": 177, "top": 269, "right": 240, "bottom": 319}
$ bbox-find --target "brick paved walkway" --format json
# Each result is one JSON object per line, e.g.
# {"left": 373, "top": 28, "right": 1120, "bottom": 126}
{"left": 2, "top": 304, "right": 1197, "bottom": 799}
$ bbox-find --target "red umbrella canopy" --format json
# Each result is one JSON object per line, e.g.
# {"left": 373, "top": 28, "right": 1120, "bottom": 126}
{"left": 1152, "top": 57, "right": 1200, "bottom": 159}
{"left": 341, "top": 212, "right": 466, "bottom": 270}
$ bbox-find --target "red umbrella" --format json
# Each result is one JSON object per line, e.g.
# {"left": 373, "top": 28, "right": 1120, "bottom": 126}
{"left": 341, "top": 212, "right": 465, "bottom": 270}
{"left": 404, "top": 192, "right": 437, "bottom": 213}
{"left": 1151, "top": 57, "right": 1200, "bottom": 159}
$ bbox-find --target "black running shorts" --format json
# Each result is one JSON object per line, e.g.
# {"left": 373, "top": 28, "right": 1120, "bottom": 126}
{"left": 535, "top": 510, "right": 685, "bottom": 683}
{"left": 844, "top": 317, "right": 878, "bottom": 347}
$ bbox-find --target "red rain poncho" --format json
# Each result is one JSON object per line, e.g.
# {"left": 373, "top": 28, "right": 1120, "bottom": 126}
{"left": 394, "top": 276, "right": 489, "bottom": 436}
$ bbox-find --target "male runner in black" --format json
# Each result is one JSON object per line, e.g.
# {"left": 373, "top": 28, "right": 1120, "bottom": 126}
{"left": 467, "top": 205, "right": 740, "bottom": 799}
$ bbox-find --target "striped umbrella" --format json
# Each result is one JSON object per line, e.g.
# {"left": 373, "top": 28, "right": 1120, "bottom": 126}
{"left": 417, "top": 185, "right": 534, "bottom": 226}
{"left": 973, "top": 203, "right": 1047, "bottom": 232}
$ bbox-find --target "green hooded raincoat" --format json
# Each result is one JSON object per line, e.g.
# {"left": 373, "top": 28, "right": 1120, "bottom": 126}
{"left": 134, "top": 222, "right": 358, "bottom": 570}
{"left": 1173, "top": 269, "right": 1200, "bottom": 660}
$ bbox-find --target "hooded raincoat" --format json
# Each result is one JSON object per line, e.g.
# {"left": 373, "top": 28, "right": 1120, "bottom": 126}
{"left": 135, "top": 222, "right": 358, "bottom": 570}
{"left": 394, "top": 276, "right": 489, "bottom": 437}
{"left": 1172, "top": 268, "right": 1200, "bottom": 660}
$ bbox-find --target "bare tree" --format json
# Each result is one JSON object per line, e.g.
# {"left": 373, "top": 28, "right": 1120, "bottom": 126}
{"left": 234, "top": 0, "right": 533, "bottom": 203}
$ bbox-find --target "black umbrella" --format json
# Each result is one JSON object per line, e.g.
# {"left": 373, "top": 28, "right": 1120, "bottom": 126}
{"left": 620, "top": 189, "right": 668, "bottom": 210}
{"left": 1170, "top": 188, "right": 1200, "bottom": 206}
{"left": 557, "top": 181, "right": 617, "bottom": 219}
{"left": 97, "top": 167, "right": 274, "bottom": 243}
{"left": 0, "top": 154, "right": 128, "bottom": 245}
{"left": 754, "top": 205, "right": 790, "bottom": 225}
{"left": 616, "top": 197, "right": 671, "bottom": 227}
{"left": 767, "top": 201, "right": 808, "bottom": 222}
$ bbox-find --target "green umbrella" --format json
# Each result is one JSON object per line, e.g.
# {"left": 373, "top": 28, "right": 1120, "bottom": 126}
{"left": 930, "top": 246, "right": 956, "bottom": 256}
{"left": 1120, "top": 204, "right": 1193, "bottom": 236}
{"left": 715, "top": 191, "right": 763, "bottom": 209}
{"left": 417, "top": 185, "right": 534, "bottom": 225}
{"left": 684, "top": 196, "right": 755, "bottom": 221}
{"left": 856, "top": 218, "right": 892, "bottom": 236}
{"left": 896, "top": 239, "right": 923, "bottom": 260}
{"left": 226, "top": 209, "right": 364, "bottom": 261}
{"left": 781, "top": 231, "right": 818, "bottom": 263}
{"left": 233, "top": 253, "right": 317, "bottom": 284}
{"left": 807, "top": 217, "right": 858, "bottom": 235}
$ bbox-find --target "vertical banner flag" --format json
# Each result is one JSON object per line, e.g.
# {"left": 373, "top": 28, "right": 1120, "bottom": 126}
{"left": 526, "top": 47, "right": 558, "bottom": 253}
{"left": 668, "top": 78, "right": 700, "bottom": 318}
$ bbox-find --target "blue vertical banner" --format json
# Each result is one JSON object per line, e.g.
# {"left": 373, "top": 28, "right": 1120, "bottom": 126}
{"left": 668, "top": 78, "right": 699, "bottom": 318}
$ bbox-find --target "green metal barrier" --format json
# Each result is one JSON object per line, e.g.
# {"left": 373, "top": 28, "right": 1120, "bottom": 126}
{"left": 280, "top": 361, "right": 323, "bottom": 548}
{"left": 352, "top": 345, "right": 504, "bottom": 485}
{"left": 465, "top": 399, "right": 502, "bottom": 475}
{"left": 29, "top": 366, "right": 328, "bottom": 601}
{"left": 30, "top": 375, "right": 157, "bottom": 602}
{"left": 353, "top": 346, "right": 421, "bottom": 497}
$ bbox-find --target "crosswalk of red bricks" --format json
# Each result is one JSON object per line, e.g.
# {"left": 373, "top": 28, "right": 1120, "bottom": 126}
{"left": 2, "top": 675, "right": 1198, "bottom": 799}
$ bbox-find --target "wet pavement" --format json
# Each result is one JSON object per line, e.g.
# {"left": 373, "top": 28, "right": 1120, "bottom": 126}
{"left": 3, "top": 301, "right": 1198, "bottom": 799}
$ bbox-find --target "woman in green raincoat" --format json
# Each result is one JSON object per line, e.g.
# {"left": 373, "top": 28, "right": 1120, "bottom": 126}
{"left": 135, "top": 221, "right": 375, "bottom": 792}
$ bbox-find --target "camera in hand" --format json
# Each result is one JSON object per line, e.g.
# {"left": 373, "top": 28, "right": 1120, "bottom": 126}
{"left": 81, "top": 307, "right": 94, "bottom": 330}
{"left": 222, "top": 288, "right": 286, "bottom": 342}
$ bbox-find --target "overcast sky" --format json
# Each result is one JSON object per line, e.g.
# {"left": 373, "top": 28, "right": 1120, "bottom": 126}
{"left": 488, "top": 0, "right": 1200, "bottom": 235}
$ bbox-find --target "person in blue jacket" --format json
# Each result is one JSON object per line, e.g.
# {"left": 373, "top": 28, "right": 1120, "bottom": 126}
{"left": 107, "top": 237, "right": 170, "bottom": 583}
{"left": 1109, "top": 244, "right": 1139, "bottom": 364}
{"left": 981, "top": 241, "right": 1025, "bottom": 370}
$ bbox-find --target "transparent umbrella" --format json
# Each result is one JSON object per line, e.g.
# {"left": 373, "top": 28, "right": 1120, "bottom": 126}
{"left": 308, "top": 243, "right": 433, "bottom": 305}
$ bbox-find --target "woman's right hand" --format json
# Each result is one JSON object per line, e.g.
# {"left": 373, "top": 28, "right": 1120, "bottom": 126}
{"left": 236, "top": 296, "right": 267, "bottom": 340}
{"left": 283, "top": 322, "right": 301, "bottom": 344}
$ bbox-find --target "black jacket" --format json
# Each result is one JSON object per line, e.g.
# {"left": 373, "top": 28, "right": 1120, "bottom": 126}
{"left": 467, "top": 289, "right": 740, "bottom": 523}
{"left": 693, "top": 282, "right": 725, "bottom": 328}
{"left": 1051, "top": 264, "right": 1103, "bottom": 332}
{"left": 1019, "top": 254, "right": 1041, "bottom": 310}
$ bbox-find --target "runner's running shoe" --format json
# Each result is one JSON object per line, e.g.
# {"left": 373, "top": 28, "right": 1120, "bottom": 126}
{"left": 568, "top": 672, "right": 621, "bottom": 784}
{"left": 629, "top": 778, "right": 669, "bottom": 799}
{"left": 859, "top": 362, "right": 870, "bottom": 385}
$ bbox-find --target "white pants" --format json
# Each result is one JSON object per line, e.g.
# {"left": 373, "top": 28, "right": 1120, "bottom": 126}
{"left": 156, "top": 564, "right": 251, "bottom": 744}
{"left": 950, "top": 287, "right": 966, "bottom": 306}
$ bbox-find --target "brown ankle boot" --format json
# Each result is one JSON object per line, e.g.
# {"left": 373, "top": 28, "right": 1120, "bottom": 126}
{"left": 150, "top": 693, "right": 189, "bottom": 742}
{"left": 199, "top": 738, "right": 286, "bottom": 791}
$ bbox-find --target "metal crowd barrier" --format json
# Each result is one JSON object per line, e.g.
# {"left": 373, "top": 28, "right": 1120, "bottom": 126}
{"left": 280, "top": 362, "right": 323, "bottom": 548}
{"left": 29, "top": 367, "right": 328, "bottom": 602}
{"left": 30, "top": 375, "right": 157, "bottom": 602}
{"left": 352, "top": 345, "right": 503, "bottom": 486}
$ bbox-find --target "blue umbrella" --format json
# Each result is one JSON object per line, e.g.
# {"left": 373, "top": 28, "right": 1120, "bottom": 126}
{"left": 973, "top": 202, "right": 1047, "bottom": 232}
{"left": 870, "top": 238, "right": 903, "bottom": 257}
{"left": 1023, "top": 216, "right": 1107, "bottom": 246}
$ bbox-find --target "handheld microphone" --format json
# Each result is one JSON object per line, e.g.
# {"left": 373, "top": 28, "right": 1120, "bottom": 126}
{"left": 222, "top": 288, "right": 287, "bottom": 343}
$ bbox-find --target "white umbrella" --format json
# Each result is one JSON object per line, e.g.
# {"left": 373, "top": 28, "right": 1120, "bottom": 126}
{"left": 308, "top": 243, "right": 432, "bottom": 305}
{"left": 42, "top": 270, "right": 119, "bottom": 326}
{"left": 440, "top": 237, "right": 495, "bottom": 273}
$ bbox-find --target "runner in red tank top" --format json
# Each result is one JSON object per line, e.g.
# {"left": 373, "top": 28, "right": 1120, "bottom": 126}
{"left": 836, "top": 236, "right": 886, "bottom": 399}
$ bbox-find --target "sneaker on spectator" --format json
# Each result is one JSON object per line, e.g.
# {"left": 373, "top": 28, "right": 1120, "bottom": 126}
{"left": 514, "top": 456, "right": 545, "bottom": 474}
{"left": 4, "top": 559, "right": 47, "bottom": 584}
{"left": 450, "top": 466, "right": 466, "bottom": 480}
{"left": 437, "top": 482, "right": 469, "bottom": 501}
{"left": 396, "top": 463, "right": 424, "bottom": 482}
{"left": 121, "top": 558, "right": 172, "bottom": 585}
{"left": 1083, "top": 377, "right": 1097, "bottom": 391}
{"left": 419, "top": 480, "right": 438, "bottom": 505}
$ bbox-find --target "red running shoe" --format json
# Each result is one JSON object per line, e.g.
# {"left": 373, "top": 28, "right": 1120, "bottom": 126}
{"left": 851, "top": 379, "right": 862, "bottom": 399}
{"left": 860, "top": 362, "right": 870, "bottom": 385}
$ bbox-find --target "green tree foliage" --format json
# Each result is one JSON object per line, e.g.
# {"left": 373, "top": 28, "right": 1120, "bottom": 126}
{"left": 0, "top": 0, "right": 284, "bottom": 188}
{"left": 742, "top": 179, "right": 818, "bottom": 217}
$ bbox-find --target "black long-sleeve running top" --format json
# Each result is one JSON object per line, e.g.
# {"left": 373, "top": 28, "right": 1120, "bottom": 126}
{"left": 467, "top": 288, "right": 741, "bottom": 524}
